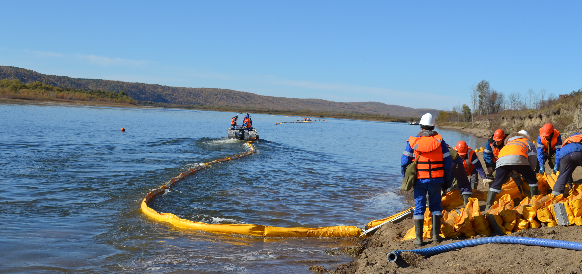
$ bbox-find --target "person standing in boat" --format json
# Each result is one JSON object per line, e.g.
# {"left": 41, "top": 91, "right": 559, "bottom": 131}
{"left": 243, "top": 114, "right": 252, "bottom": 129}
{"left": 231, "top": 115, "right": 238, "bottom": 129}
{"left": 401, "top": 113, "right": 452, "bottom": 246}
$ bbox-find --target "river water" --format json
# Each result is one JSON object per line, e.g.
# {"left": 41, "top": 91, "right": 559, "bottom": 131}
{"left": 0, "top": 103, "right": 486, "bottom": 273}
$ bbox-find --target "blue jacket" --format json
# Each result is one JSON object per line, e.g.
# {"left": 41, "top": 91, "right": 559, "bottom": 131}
{"left": 557, "top": 133, "right": 582, "bottom": 167}
{"left": 537, "top": 134, "right": 562, "bottom": 167}
{"left": 483, "top": 134, "right": 504, "bottom": 168}
{"left": 401, "top": 131, "right": 452, "bottom": 184}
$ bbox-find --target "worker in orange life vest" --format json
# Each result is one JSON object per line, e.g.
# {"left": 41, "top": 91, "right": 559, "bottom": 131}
{"left": 242, "top": 114, "right": 252, "bottom": 129}
{"left": 454, "top": 141, "right": 487, "bottom": 191}
{"left": 537, "top": 123, "right": 563, "bottom": 174}
{"left": 552, "top": 133, "right": 582, "bottom": 195}
{"left": 401, "top": 113, "right": 452, "bottom": 246}
{"left": 230, "top": 115, "right": 238, "bottom": 129}
{"left": 485, "top": 132, "right": 539, "bottom": 211}
{"left": 483, "top": 129, "right": 506, "bottom": 177}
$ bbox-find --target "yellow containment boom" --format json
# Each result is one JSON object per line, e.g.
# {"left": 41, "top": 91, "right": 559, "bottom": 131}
{"left": 141, "top": 141, "right": 363, "bottom": 237}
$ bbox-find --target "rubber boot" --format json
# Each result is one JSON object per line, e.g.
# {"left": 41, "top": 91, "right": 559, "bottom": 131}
{"left": 530, "top": 185, "right": 539, "bottom": 197}
{"left": 471, "top": 182, "right": 478, "bottom": 191}
{"left": 413, "top": 219, "right": 424, "bottom": 247}
{"left": 485, "top": 190, "right": 497, "bottom": 212}
{"left": 462, "top": 194, "right": 471, "bottom": 206}
{"left": 432, "top": 217, "right": 443, "bottom": 243}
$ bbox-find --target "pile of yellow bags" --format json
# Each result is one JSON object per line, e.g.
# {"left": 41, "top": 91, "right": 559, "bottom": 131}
{"left": 402, "top": 173, "right": 582, "bottom": 241}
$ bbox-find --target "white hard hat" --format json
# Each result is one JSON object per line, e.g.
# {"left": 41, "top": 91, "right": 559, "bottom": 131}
{"left": 518, "top": 130, "right": 530, "bottom": 139}
{"left": 419, "top": 113, "right": 435, "bottom": 127}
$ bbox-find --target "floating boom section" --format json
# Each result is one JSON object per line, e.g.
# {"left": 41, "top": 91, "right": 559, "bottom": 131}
{"left": 141, "top": 141, "right": 362, "bottom": 237}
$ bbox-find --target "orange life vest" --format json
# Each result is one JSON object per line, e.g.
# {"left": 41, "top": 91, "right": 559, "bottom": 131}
{"left": 540, "top": 129, "right": 560, "bottom": 154}
{"left": 243, "top": 118, "right": 251, "bottom": 127}
{"left": 563, "top": 134, "right": 582, "bottom": 146}
{"left": 498, "top": 138, "right": 529, "bottom": 159}
{"left": 231, "top": 117, "right": 237, "bottom": 125}
{"left": 460, "top": 148, "right": 476, "bottom": 175}
{"left": 408, "top": 134, "right": 445, "bottom": 179}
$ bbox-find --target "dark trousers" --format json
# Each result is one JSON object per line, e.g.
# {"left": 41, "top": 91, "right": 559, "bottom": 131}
{"left": 490, "top": 165, "right": 538, "bottom": 191}
{"left": 554, "top": 151, "right": 582, "bottom": 194}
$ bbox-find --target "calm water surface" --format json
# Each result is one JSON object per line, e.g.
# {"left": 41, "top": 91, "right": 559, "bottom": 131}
{"left": 0, "top": 103, "right": 486, "bottom": 273}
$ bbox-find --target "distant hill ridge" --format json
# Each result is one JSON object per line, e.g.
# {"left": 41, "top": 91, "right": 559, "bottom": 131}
{"left": 0, "top": 66, "right": 440, "bottom": 118}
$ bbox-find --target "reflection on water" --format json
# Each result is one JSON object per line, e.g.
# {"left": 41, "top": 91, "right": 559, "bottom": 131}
{"left": 0, "top": 103, "right": 486, "bottom": 273}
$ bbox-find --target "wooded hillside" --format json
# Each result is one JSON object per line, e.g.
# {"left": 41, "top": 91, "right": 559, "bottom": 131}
{"left": 0, "top": 66, "right": 439, "bottom": 118}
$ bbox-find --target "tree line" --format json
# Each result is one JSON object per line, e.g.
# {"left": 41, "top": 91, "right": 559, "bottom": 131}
{"left": 438, "top": 79, "right": 582, "bottom": 123}
{"left": 0, "top": 79, "right": 134, "bottom": 103}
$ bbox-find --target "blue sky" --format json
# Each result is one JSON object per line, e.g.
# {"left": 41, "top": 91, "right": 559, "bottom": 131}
{"left": 1, "top": 1, "right": 580, "bottom": 110}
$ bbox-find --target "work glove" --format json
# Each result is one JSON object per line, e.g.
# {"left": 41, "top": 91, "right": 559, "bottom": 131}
{"left": 483, "top": 174, "right": 494, "bottom": 184}
{"left": 553, "top": 166, "right": 559, "bottom": 174}
{"left": 539, "top": 165, "right": 545, "bottom": 174}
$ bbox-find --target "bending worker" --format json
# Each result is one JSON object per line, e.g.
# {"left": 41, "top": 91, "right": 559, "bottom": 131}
{"left": 537, "top": 123, "right": 562, "bottom": 174}
{"left": 485, "top": 132, "right": 539, "bottom": 211}
{"left": 454, "top": 140, "right": 487, "bottom": 191}
{"left": 484, "top": 129, "right": 506, "bottom": 178}
{"left": 231, "top": 115, "right": 238, "bottom": 129}
{"left": 401, "top": 113, "right": 452, "bottom": 246}
{"left": 552, "top": 133, "right": 582, "bottom": 195}
{"left": 444, "top": 144, "right": 472, "bottom": 206}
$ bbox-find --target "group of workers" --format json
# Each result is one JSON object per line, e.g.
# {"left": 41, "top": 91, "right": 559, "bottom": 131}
{"left": 230, "top": 113, "right": 252, "bottom": 129}
{"left": 402, "top": 113, "right": 582, "bottom": 246}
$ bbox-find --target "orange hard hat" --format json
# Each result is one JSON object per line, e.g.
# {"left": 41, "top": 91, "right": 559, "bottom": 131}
{"left": 493, "top": 129, "right": 506, "bottom": 141}
{"left": 540, "top": 123, "right": 554, "bottom": 137}
{"left": 456, "top": 141, "right": 468, "bottom": 155}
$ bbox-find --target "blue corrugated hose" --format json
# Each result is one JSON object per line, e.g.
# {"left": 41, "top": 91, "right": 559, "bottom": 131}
{"left": 388, "top": 236, "right": 582, "bottom": 262}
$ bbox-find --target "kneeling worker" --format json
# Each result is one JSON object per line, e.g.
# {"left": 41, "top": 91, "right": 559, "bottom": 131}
{"left": 402, "top": 113, "right": 452, "bottom": 246}
{"left": 485, "top": 132, "right": 539, "bottom": 211}
{"left": 552, "top": 133, "right": 582, "bottom": 195}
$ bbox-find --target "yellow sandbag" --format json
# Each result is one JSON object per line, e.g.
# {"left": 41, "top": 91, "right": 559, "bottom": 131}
{"left": 514, "top": 197, "right": 530, "bottom": 215}
{"left": 575, "top": 216, "right": 582, "bottom": 226}
{"left": 496, "top": 185, "right": 522, "bottom": 203}
{"left": 570, "top": 199, "right": 582, "bottom": 217}
{"left": 515, "top": 216, "right": 530, "bottom": 231}
{"left": 441, "top": 210, "right": 460, "bottom": 238}
{"left": 499, "top": 209, "right": 517, "bottom": 234}
{"left": 454, "top": 208, "right": 475, "bottom": 237}
{"left": 401, "top": 227, "right": 415, "bottom": 241}
{"left": 537, "top": 205, "right": 554, "bottom": 223}
{"left": 488, "top": 194, "right": 513, "bottom": 215}
{"left": 473, "top": 215, "right": 491, "bottom": 236}
{"left": 564, "top": 202, "right": 575, "bottom": 226}
{"left": 546, "top": 173, "right": 559, "bottom": 189}
{"left": 422, "top": 209, "right": 432, "bottom": 240}
{"left": 487, "top": 214, "right": 506, "bottom": 234}
{"left": 442, "top": 189, "right": 464, "bottom": 210}
{"left": 536, "top": 173, "right": 551, "bottom": 195}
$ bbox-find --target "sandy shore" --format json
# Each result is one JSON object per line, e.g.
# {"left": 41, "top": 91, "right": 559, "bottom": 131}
{"left": 322, "top": 151, "right": 582, "bottom": 273}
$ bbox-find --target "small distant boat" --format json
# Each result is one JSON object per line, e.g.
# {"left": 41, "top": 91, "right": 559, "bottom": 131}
{"left": 408, "top": 121, "right": 419, "bottom": 125}
{"left": 228, "top": 126, "right": 259, "bottom": 141}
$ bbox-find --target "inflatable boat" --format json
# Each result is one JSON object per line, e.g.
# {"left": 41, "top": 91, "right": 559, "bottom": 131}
{"left": 228, "top": 126, "right": 259, "bottom": 141}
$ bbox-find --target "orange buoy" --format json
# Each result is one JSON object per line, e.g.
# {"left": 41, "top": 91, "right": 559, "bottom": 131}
{"left": 121, "top": 128, "right": 125, "bottom": 132}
